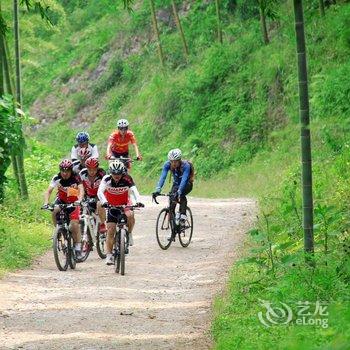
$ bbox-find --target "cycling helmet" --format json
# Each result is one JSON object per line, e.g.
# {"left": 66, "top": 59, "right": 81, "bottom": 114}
{"left": 109, "top": 159, "right": 126, "bottom": 175}
{"left": 59, "top": 159, "right": 73, "bottom": 170}
{"left": 78, "top": 148, "right": 92, "bottom": 160}
{"left": 76, "top": 131, "right": 90, "bottom": 144}
{"left": 85, "top": 157, "right": 99, "bottom": 168}
{"left": 168, "top": 148, "right": 182, "bottom": 161}
{"left": 117, "top": 119, "right": 129, "bottom": 129}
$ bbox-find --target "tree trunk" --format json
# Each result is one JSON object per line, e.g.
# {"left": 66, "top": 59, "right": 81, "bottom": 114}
{"left": 293, "top": 0, "right": 314, "bottom": 262}
{"left": 319, "top": 0, "right": 325, "bottom": 16}
{"left": 14, "top": 0, "right": 22, "bottom": 105}
{"left": 215, "top": 0, "right": 223, "bottom": 43}
{"left": 259, "top": 5, "right": 269, "bottom": 44}
{"left": 171, "top": 0, "right": 189, "bottom": 58}
{"left": 13, "top": 0, "right": 28, "bottom": 198}
{"left": 150, "top": 0, "right": 165, "bottom": 68}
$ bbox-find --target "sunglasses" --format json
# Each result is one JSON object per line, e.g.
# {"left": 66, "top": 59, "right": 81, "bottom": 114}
{"left": 60, "top": 168, "right": 72, "bottom": 173}
{"left": 118, "top": 127, "right": 128, "bottom": 131}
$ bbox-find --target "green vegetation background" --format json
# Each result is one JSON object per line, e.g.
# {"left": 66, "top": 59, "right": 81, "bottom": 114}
{"left": 0, "top": 0, "right": 349, "bottom": 348}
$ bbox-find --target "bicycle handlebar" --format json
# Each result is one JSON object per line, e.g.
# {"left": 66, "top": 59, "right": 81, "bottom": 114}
{"left": 152, "top": 193, "right": 169, "bottom": 205}
{"left": 105, "top": 155, "right": 141, "bottom": 162}
{"left": 41, "top": 203, "right": 79, "bottom": 211}
{"left": 106, "top": 204, "right": 144, "bottom": 210}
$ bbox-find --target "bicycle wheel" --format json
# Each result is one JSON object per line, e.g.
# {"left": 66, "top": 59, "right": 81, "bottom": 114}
{"left": 118, "top": 229, "right": 126, "bottom": 275}
{"left": 115, "top": 231, "right": 120, "bottom": 273}
{"left": 79, "top": 221, "right": 91, "bottom": 262}
{"left": 68, "top": 235, "right": 76, "bottom": 269}
{"left": 178, "top": 207, "right": 193, "bottom": 248}
{"left": 156, "top": 208, "right": 173, "bottom": 250}
{"left": 53, "top": 228, "right": 69, "bottom": 271}
{"left": 96, "top": 230, "right": 107, "bottom": 259}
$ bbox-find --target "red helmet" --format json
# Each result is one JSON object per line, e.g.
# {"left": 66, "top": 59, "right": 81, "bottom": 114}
{"left": 59, "top": 159, "right": 73, "bottom": 170}
{"left": 85, "top": 157, "right": 99, "bottom": 168}
{"left": 78, "top": 148, "right": 91, "bottom": 160}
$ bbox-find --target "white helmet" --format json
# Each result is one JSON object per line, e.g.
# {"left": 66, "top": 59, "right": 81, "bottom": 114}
{"left": 168, "top": 148, "right": 182, "bottom": 161}
{"left": 109, "top": 160, "right": 126, "bottom": 175}
{"left": 117, "top": 119, "right": 129, "bottom": 128}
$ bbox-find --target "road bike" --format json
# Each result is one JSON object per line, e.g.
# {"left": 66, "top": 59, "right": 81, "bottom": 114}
{"left": 108, "top": 204, "right": 143, "bottom": 275}
{"left": 79, "top": 198, "right": 107, "bottom": 261}
{"left": 42, "top": 203, "right": 78, "bottom": 271}
{"left": 153, "top": 193, "right": 193, "bottom": 250}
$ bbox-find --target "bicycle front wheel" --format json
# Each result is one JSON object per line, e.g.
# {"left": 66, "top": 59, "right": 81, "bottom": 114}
{"left": 178, "top": 207, "right": 193, "bottom": 248}
{"left": 96, "top": 230, "right": 107, "bottom": 259}
{"left": 119, "top": 229, "right": 126, "bottom": 276}
{"left": 156, "top": 208, "right": 173, "bottom": 250}
{"left": 53, "top": 228, "right": 69, "bottom": 271}
{"left": 79, "top": 221, "right": 92, "bottom": 262}
{"left": 68, "top": 234, "right": 76, "bottom": 269}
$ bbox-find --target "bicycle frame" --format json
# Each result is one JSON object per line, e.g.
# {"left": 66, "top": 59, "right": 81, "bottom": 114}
{"left": 80, "top": 200, "right": 101, "bottom": 242}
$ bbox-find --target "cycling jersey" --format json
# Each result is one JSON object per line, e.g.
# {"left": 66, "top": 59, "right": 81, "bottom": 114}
{"left": 108, "top": 130, "right": 136, "bottom": 154}
{"left": 97, "top": 174, "right": 141, "bottom": 206}
{"left": 78, "top": 168, "right": 106, "bottom": 197}
{"left": 71, "top": 143, "right": 99, "bottom": 162}
{"left": 49, "top": 173, "right": 80, "bottom": 203}
{"left": 156, "top": 160, "right": 192, "bottom": 196}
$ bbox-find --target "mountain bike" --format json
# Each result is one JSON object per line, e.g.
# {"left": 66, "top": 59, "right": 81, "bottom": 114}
{"left": 79, "top": 198, "right": 106, "bottom": 261}
{"left": 42, "top": 203, "right": 78, "bottom": 271}
{"left": 108, "top": 204, "right": 143, "bottom": 275}
{"left": 153, "top": 193, "right": 193, "bottom": 250}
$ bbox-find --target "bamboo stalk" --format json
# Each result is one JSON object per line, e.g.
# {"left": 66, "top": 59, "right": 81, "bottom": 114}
{"left": 293, "top": 0, "right": 314, "bottom": 262}
{"left": 150, "top": 0, "right": 165, "bottom": 68}
{"left": 259, "top": 4, "right": 269, "bottom": 44}
{"left": 171, "top": 0, "right": 189, "bottom": 58}
{"left": 215, "top": 0, "right": 223, "bottom": 43}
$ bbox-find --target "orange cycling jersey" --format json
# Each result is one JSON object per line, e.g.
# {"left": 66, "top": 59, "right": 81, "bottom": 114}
{"left": 108, "top": 130, "right": 136, "bottom": 154}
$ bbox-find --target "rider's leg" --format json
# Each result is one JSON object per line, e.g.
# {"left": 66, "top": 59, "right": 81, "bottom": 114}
{"left": 126, "top": 210, "right": 135, "bottom": 246}
{"left": 106, "top": 222, "right": 116, "bottom": 254}
{"left": 97, "top": 201, "right": 107, "bottom": 231}
{"left": 179, "top": 182, "right": 193, "bottom": 215}
{"left": 69, "top": 207, "right": 81, "bottom": 254}
{"left": 52, "top": 208, "right": 59, "bottom": 226}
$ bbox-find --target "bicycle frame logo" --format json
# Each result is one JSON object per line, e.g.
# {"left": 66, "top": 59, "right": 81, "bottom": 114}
{"left": 257, "top": 299, "right": 329, "bottom": 328}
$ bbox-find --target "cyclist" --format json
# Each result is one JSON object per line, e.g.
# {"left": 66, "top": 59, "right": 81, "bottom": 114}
{"left": 97, "top": 159, "right": 144, "bottom": 265}
{"left": 106, "top": 119, "right": 142, "bottom": 167}
{"left": 152, "top": 148, "right": 193, "bottom": 224}
{"left": 71, "top": 131, "right": 99, "bottom": 165}
{"left": 78, "top": 157, "right": 107, "bottom": 233}
{"left": 43, "top": 159, "right": 85, "bottom": 259}
{"left": 73, "top": 147, "right": 91, "bottom": 174}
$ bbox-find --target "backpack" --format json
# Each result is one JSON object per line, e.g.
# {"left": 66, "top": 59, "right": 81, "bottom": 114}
{"left": 184, "top": 160, "right": 195, "bottom": 183}
{"left": 169, "top": 160, "right": 195, "bottom": 183}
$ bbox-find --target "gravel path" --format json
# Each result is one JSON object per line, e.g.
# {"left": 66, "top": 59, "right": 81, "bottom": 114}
{"left": 0, "top": 196, "right": 256, "bottom": 350}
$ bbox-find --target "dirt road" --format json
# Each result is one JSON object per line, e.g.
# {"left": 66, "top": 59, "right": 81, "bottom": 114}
{"left": 0, "top": 196, "right": 256, "bottom": 350}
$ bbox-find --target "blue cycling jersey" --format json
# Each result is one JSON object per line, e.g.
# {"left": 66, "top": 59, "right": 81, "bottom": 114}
{"left": 156, "top": 160, "right": 191, "bottom": 196}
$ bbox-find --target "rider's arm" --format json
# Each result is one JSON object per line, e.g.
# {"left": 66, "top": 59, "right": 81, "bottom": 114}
{"left": 71, "top": 145, "right": 78, "bottom": 162}
{"left": 91, "top": 144, "right": 99, "bottom": 159}
{"left": 129, "top": 185, "right": 141, "bottom": 205}
{"left": 78, "top": 183, "right": 85, "bottom": 202}
{"left": 97, "top": 176, "right": 108, "bottom": 205}
{"left": 132, "top": 143, "right": 141, "bottom": 159}
{"left": 155, "top": 161, "right": 170, "bottom": 192}
{"left": 43, "top": 186, "right": 54, "bottom": 205}
{"left": 178, "top": 162, "right": 191, "bottom": 196}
